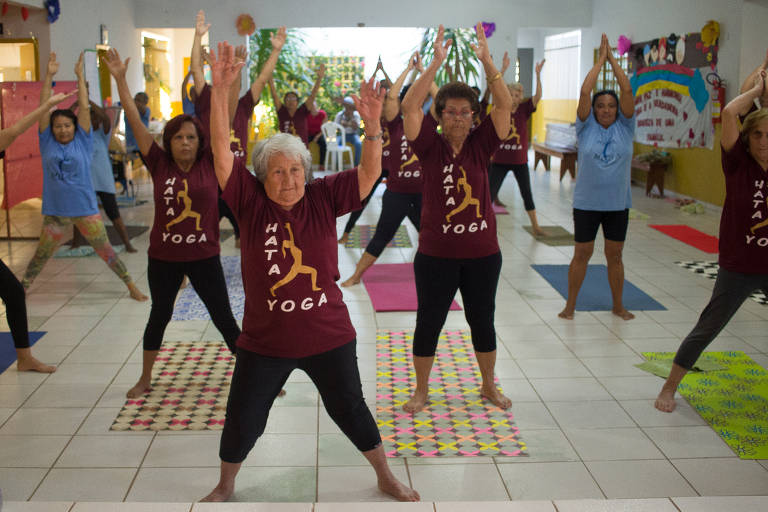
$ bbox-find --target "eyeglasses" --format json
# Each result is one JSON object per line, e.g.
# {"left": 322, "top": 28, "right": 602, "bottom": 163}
{"left": 443, "top": 109, "right": 474, "bottom": 119}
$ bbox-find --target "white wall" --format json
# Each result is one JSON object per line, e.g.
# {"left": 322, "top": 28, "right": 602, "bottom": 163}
{"left": 740, "top": 0, "right": 768, "bottom": 91}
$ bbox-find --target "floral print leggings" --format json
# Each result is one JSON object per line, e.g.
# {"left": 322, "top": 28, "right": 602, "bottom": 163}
{"left": 22, "top": 214, "right": 132, "bottom": 288}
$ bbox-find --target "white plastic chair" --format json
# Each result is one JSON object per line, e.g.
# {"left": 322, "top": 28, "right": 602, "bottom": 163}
{"left": 321, "top": 121, "right": 353, "bottom": 172}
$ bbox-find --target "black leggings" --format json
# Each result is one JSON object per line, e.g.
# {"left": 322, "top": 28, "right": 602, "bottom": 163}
{"left": 0, "top": 259, "right": 29, "bottom": 349}
{"left": 220, "top": 340, "right": 380, "bottom": 463}
{"left": 365, "top": 190, "right": 421, "bottom": 257}
{"left": 343, "top": 171, "right": 387, "bottom": 234}
{"left": 96, "top": 191, "right": 121, "bottom": 221}
{"left": 310, "top": 132, "right": 327, "bottom": 164}
{"left": 488, "top": 163, "right": 535, "bottom": 210}
{"left": 413, "top": 252, "right": 502, "bottom": 357}
{"left": 143, "top": 255, "right": 240, "bottom": 352}
{"left": 219, "top": 197, "right": 240, "bottom": 239}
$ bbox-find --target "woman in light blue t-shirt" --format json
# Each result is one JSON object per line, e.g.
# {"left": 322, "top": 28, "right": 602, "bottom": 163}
{"left": 559, "top": 34, "right": 636, "bottom": 321}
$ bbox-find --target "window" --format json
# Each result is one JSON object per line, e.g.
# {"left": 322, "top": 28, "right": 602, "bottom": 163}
{"left": 593, "top": 47, "right": 630, "bottom": 93}
{"left": 543, "top": 30, "right": 580, "bottom": 99}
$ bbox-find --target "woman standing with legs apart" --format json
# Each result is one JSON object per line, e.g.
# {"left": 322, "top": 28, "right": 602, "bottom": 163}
{"left": 21, "top": 52, "right": 147, "bottom": 302}
{"left": 103, "top": 48, "right": 244, "bottom": 398}
{"left": 400, "top": 24, "right": 513, "bottom": 414}
{"left": 558, "top": 34, "right": 635, "bottom": 321}
{"left": 202, "top": 42, "right": 418, "bottom": 502}
{"left": 655, "top": 71, "right": 768, "bottom": 412}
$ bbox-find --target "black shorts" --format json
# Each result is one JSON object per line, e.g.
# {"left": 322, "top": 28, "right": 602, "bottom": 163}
{"left": 96, "top": 191, "right": 120, "bottom": 221}
{"left": 573, "top": 208, "right": 629, "bottom": 243}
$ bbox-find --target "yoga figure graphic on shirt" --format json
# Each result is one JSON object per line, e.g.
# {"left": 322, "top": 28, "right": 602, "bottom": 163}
{"left": 230, "top": 129, "right": 243, "bottom": 153}
{"left": 269, "top": 222, "right": 322, "bottom": 297}
{"left": 400, "top": 154, "right": 419, "bottom": 171}
{"left": 446, "top": 167, "right": 482, "bottom": 222}
{"left": 505, "top": 119, "right": 521, "bottom": 145}
{"left": 750, "top": 216, "right": 768, "bottom": 234}
{"left": 165, "top": 179, "right": 202, "bottom": 231}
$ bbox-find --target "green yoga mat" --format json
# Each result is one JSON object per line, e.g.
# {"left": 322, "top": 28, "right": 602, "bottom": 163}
{"left": 344, "top": 224, "right": 411, "bottom": 249}
{"left": 635, "top": 354, "right": 725, "bottom": 378}
{"left": 629, "top": 208, "right": 650, "bottom": 220}
{"left": 523, "top": 225, "right": 574, "bottom": 246}
{"left": 640, "top": 351, "right": 768, "bottom": 459}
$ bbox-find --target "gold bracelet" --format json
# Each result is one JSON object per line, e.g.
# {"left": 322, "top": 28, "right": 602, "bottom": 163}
{"left": 487, "top": 72, "right": 502, "bottom": 84}
{"left": 365, "top": 131, "right": 384, "bottom": 141}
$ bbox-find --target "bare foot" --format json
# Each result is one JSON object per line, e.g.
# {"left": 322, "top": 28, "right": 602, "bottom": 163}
{"left": 128, "top": 283, "right": 149, "bottom": 302}
{"left": 378, "top": 474, "right": 420, "bottom": 502}
{"left": 338, "top": 233, "right": 350, "bottom": 245}
{"left": 17, "top": 357, "right": 56, "bottom": 373}
{"left": 612, "top": 308, "right": 635, "bottom": 320}
{"left": 558, "top": 308, "right": 574, "bottom": 320}
{"left": 200, "top": 484, "right": 233, "bottom": 502}
{"left": 481, "top": 385, "right": 512, "bottom": 409}
{"left": 126, "top": 380, "right": 151, "bottom": 398}
{"left": 403, "top": 391, "right": 428, "bottom": 414}
{"left": 126, "top": 244, "right": 138, "bottom": 253}
{"left": 341, "top": 275, "right": 361, "bottom": 287}
{"left": 180, "top": 277, "right": 188, "bottom": 289}
{"left": 278, "top": 389, "right": 287, "bottom": 397}
{"left": 533, "top": 227, "right": 548, "bottom": 237}
{"left": 654, "top": 389, "right": 677, "bottom": 412}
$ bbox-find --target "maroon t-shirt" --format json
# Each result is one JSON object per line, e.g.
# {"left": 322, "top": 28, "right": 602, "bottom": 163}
{"left": 410, "top": 114, "right": 501, "bottom": 258}
{"left": 277, "top": 104, "right": 310, "bottom": 144}
{"left": 384, "top": 115, "right": 423, "bottom": 194}
{"left": 718, "top": 136, "right": 768, "bottom": 274}
{"left": 222, "top": 162, "right": 361, "bottom": 357}
{"left": 231, "top": 91, "right": 255, "bottom": 160}
{"left": 193, "top": 84, "right": 211, "bottom": 136}
{"left": 492, "top": 99, "right": 535, "bottom": 165}
{"left": 146, "top": 142, "right": 220, "bottom": 262}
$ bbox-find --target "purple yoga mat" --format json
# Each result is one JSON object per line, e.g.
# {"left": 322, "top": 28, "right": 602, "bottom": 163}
{"left": 362, "top": 263, "right": 462, "bottom": 312}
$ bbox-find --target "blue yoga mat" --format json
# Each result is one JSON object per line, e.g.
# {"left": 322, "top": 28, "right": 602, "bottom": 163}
{"left": 532, "top": 264, "right": 667, "bottom": 311}
{"left": 0, "top": 331, "right": 47, "bottom": 374}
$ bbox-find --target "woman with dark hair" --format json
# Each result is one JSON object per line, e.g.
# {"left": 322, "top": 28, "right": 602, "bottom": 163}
{"left": 104, "top": 48, "right": 241, "bottom": 398}
{"left": 399, "top": 24, "right": 513, "bottom": 414}
{"left": 21, "top": 52, "right": 146, "bottom": 302}
{"left": 655, "top": 72, "right": 768, "bottom": 412}
{"left": 201, "top": 42, "right": 418, "bottom": 502}
{"left": 268, "top": 63, "right": 325, "bottom": 146}
{"left": 558, "top": 34, "right": 635, "bottom": 321}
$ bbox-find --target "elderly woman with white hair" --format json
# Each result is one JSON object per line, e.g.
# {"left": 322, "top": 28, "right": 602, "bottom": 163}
{"left": 201, "top": 42, "right": 419, "bottom": 503}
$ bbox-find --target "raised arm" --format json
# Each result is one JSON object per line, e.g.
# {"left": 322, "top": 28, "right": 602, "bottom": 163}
{"left": 604, "top": 35, "right": 634, "bottom": 118}
{"left": 723, "top": 70, "right": 765, "bottom": 152}
{"left": 305, "top": 63, "right": 326, "bottom": 115}
{"left": 209, "top": 42, "right": 245, "bottom": 190}
{"left": 103, "top": 49, "right": 154, "bottom": 157}
{"left": 473, "top": 23, "right": 511, "bottom": 138}
{"left": 353, "top": 76, "right": 386, "bottom": 199}
{"left": 0, "top": 90, "right": 76, "bottom": 150}
{"left": 578, "top": 34, "right": 609, "bottom": 121}
{"left": 268, "top": 78, "right": 282, "bottom": 111}
{"left": 483, "top": 51, "right": 510, "bottom": 104}
{"left": 74, "top": 53, "right": 90, "bottom": 133}
{"left": 401, "top": 25, "right": 451, "bottom": 140}
{"left": 250, "top": 27, "right": 286, "bottom": 104}
{"left": 532, "top": 59, "right": 545, "bottom": 108}
{"left": 384, "top": 53, "right": 416, "bottom": 122}
{"left": 191, "top": 10, "right": 210, "bottom": 96}
{"left": 740, "top": 50, "right": 768, "bottom": 94}
{"left": 228, "top": 45, "right": 247, "bottom": 122}
{"left": 38, "top": 52, "right": 60, "bottom": 133}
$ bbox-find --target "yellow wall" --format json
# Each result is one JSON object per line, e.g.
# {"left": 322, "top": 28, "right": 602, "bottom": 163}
{"left": 531, "top": 99, "right": 578, "bottom": 144}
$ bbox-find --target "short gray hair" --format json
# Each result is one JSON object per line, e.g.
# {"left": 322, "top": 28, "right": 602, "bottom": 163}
{"left": 251, "top": 133, "right": 312, "bottom": 183}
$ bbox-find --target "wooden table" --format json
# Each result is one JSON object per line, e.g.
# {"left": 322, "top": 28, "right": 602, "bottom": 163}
{"left": 631, "top": 157, "right": 668, "bottom": 197}
{"left": 533, "top": 142, "right": 577, "bottom": 181}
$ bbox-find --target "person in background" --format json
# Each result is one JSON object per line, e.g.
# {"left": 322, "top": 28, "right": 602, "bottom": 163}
{"left": 335, "top": 96, "right": 362, "bottom": 166}
{"left": 307, "top": 101, "right": 327, "bottom": 169}
{"left": 268, "top": 64, "right": 325, "bottom": 146}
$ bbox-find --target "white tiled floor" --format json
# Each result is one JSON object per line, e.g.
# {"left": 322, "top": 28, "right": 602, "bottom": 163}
{"left": 2, "top": 157, "right": 768, "bottom": 511}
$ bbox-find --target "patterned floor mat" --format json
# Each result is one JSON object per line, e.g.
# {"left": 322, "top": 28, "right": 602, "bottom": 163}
{"left": 376, "top": 330, "right": 527, "bottom": 458}
{"left": 675, "top": 261, "right": 768, "bottom": 305}
{"left": 344, "top": 225, "right": 411, "bottom": 249}
{"left": 642, "top": 351, "right": 768, "bottom": 459}
{"left": 111, "top": 341, "right": 233, "bottom": 431}
{"left": 172, "top": 255, "right": 244, "bottom": 321}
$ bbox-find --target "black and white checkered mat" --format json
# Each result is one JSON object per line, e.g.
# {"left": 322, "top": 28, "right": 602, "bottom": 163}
{"left": 675, "top": 261, "right": 768, "bottom": 305}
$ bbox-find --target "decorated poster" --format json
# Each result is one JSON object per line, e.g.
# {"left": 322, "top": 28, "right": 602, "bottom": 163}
{"left": 628, "top": 32, "right": 719, "bottom": 149}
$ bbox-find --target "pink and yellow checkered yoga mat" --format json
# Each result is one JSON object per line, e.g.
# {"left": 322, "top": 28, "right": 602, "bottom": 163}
{"left": 376, "top": 329, "right": 527, "bottom": 458}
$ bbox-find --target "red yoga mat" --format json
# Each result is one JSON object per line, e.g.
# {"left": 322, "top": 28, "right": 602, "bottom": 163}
{"left": 649, "top": 224, "right": 719, "bottom": 253}
{"left": 362, "top": 263, "right": 462, "bottom": 312}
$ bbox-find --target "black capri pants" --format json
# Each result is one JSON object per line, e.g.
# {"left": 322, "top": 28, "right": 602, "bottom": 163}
{"left": 96, "top": 191, "right": 121, "bottom": 222}
{"left": 220, "top": 340, "right": 381, "bottom": 463}
{"left": 413, "top": 251, "right": 502, "bottom": 357}
{"left": 365, "top": 189, "right": 421, "bottom": 257}
{"left": 573, "top": 208, "right": 629, "bottom": 243}
{"left": 488, "top": 163, "right": 536, "bottom": 211}
{"left": 143, "top": 255, "right": 240, "bottom": 352}
{"left": 343, "top": 170, "right": 388, "bottom": 235}
{"left": 0, "top": 259, "right": 30, "bottom": 349}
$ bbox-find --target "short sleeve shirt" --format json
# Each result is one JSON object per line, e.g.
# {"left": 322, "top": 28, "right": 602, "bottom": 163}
{"left": 718, "top": 136, "right": 768, "bottom": 274}
{"left": 222, "top": 162, "right": 361, "bottom": 357}
{"left": 91, "top": 128, "right": 116, "bottom": 194}
{"left": 39, "top": 125, "right": 98, "bottom": 217}
{"left": 125, "top": 106, "right": 150, "bottom": 151}
{"left": 492, "top": 99, "right": 535, "bottom": 165}
{"left": 278, "top": 104, "right": 310, "bottom": 144}
{"left": 145, "top": 142, "right": 220, "bottom": 262}
{"left": 409, "top": 114, "right": 501, "bottom": 258}
{"left": 231, "top": 91, "right": 255, "bottom": 161}
{"left": 384, "top": 115, "right": 423, "bottom": 194}
{"left": 573, "top": 109, "right": 635, "bottom": 211}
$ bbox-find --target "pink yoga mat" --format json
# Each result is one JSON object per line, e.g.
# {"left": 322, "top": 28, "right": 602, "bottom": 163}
{"left": 492, "top": 203, "right": 509, "bottom": 215}
{"left": 362, "top": 263, "right": 462, "bottom": 312}
{"left": 649, "top": 224, "right": 719, "bottom": 253}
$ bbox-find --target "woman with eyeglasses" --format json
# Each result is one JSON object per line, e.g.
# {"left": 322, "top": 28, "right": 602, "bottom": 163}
{"left": 558, "top": 34, "right": 635, "bottom": 321}
{"left": 399, "top": 24, "right": 513, "bottom": 414}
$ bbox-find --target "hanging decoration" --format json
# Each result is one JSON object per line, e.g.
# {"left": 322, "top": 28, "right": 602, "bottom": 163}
{"left": 480, "top": 22, "right": 495, "bottom": 38}
{"left": 44, "top": 0, "right": 60, "bottom": 23}
{"left": 20, "top": 6, "right": 28, "bottom": 21}
{"left": 235, "top": 14, "right": 256, "bottom": 37}
{"left": 617, "top": 35, "right": 632, "bottom": 56}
